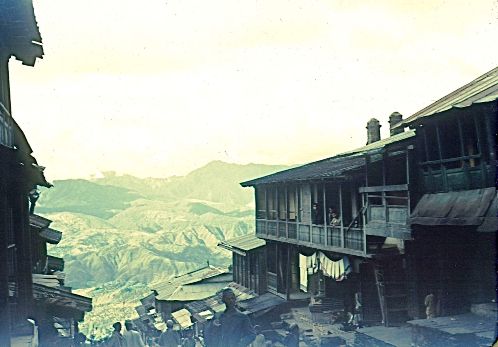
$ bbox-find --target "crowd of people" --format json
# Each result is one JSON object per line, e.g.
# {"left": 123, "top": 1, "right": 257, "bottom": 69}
{"left": 85, "top": 288, "right": 298, "bottom": 347}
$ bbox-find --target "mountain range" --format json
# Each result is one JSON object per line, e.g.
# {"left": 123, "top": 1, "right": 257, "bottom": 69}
{"left": 36, "top": 160, "right": 289, "bottom": 338}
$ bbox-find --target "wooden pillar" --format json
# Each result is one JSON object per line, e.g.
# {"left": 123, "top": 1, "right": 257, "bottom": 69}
{"left": 473, "top": 114, "right": 488, "bottom": 186}
{"left": 484, "top": 112, "right": 496, "bottom": 185}
{"left": 286, "top": 245, "right": 291, "bottom": 300}
{"left": 457, "top": 118, "right": 471, "bottom": 189}
{"left": 435, "top": 122, "right": 447, "bottom": 191}
{"left": 339, "top": 182, "right": 344, "bottom": 248}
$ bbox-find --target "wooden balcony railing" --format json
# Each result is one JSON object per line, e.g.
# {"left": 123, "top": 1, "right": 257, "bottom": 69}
{"left": 359, "top": 184, "right": 411, "bottom": 239}
{"left": 255, "top": 219, "right": 366, "bottom": 255}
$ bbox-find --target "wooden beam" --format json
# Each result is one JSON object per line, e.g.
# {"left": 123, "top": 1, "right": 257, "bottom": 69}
{"left": 359, "top": 184, "right": 408, "bottom": 193}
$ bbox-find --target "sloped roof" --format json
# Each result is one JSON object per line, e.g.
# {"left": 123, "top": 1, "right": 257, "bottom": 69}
{"left": 29, "top": 214, "right": 52, "bottom": 229}
{"left": 410, "top": 187, "right": 496, "bottom": 227}
{"left": 218, "top": 234, "right": 265, "bottom": 255}
{"left": 394, "top": 66, "right": 498, "bottom": 129}
{"left": 238, "top": 292, "right": 285, "bottom": 316}
{"left": 240, "top": 129, "right": 415, "bottom": 187}
{"left": 185, "top": 282, "right": 257, "bottom": 315}
{"left": 158, "top": 281, "right": 230, "bottom": 302}
{"left": 152, "top": 266, "right": 229, "bottom": 302}
{"left": 240, "top": 155, "right": 365, "bottom": 187}
{"left": 0, "top": 0, "right": 43, "bottom": 66}
{"left": 39, "top": 228, "right": 62, "bottom": 244}
{"left": 338, "top": 129, "right": 416, "bottom": 156}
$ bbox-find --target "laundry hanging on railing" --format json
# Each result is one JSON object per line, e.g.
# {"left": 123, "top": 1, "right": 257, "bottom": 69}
{"left": 318, "top": 252, "right": 351, "bottom": 281}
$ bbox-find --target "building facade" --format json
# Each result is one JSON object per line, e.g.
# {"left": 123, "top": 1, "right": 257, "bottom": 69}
{"left": 241, "top": 66, "right": 497, "bottom": 328}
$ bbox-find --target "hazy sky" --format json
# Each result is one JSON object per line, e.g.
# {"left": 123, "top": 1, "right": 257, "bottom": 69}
{"left": 9, "top": 0, "right": 498, "bottom": 180}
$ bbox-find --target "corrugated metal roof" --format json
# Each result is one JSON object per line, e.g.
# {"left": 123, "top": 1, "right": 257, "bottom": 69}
{"left": 394, "top": 66, "right": 498, "bottom": 129}
{"left": 410, "top": 187, "right": 496, "bottom": 226}
{"left": 218, "top": 234, "right": 265, "bottom": 254}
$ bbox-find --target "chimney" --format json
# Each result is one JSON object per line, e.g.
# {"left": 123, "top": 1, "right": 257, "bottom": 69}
{"left": 366, "top": 118, "right": 381, "bottom": 144}
{"left": 389, "top": 112, "right": 403, "bottom": 136}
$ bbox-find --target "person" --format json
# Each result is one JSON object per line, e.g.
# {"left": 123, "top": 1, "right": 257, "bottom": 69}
{"left": 158, "top": 320, "right": 181, "bottom": 347}
{"left": 283, "top": 324, "right": 299, "bottom": 347}
{"left": 327, "top": 208, "right": 340, "bottom": 226}
{"left": 181, "top": 330, "right": 196, "bottom": 347}
{"left": 424, "top": 293, "right": 437, "bottom": 319}
{"left": 123, "top": 320, "right": 145, "bottom": 347}
{"left": 312, "top": 203, "right": 322, "bottom": 225}
{"left": 107, "top": 322, "right": 125, "bottom": 347}
{"left": 218, "top": 288, "right": 256, "bottom": 347}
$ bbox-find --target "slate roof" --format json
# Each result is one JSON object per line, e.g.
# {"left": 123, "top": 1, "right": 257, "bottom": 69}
{"left": 0, "top": 0, "right": 43, "bottom": 66}
{"left": 218, "top": 234, "right": 265, "bottom": 254}
{"left": 393, "top": 66, "right": 498, "bottom": 129}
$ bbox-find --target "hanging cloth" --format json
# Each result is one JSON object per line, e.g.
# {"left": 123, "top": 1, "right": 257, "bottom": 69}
{"left": 299, "top": 254, "right": 308, "bottom": 292}
{"left": 336, "top": 256, "right": 352, "bottom": 282}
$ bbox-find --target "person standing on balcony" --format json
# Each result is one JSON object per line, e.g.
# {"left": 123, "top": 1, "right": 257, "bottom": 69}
{"left": 312, "top": 203, "right": 323, "bottom": 225}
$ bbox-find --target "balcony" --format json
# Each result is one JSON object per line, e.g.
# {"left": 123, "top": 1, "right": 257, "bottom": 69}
{"left": 360, "top": 184, "right": 411, "bottom": 239}
{"left": 256, "top": 219, "right": 366, "bottom": 256}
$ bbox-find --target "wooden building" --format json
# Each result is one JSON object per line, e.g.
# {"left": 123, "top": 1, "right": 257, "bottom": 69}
{"left": 1, "top": 1, "right": 46, "bottom": 345}
{"left": 241, "top": 66, "right": 497, "bottom": 327}
{"left": 218, "top": 234, "right": 267, "bottom": 294}
{"left": 392, "top": 67, "right": 497, "bottom": 322}
{"left": 1, "top": 1, "right": 92, "bottom": 345}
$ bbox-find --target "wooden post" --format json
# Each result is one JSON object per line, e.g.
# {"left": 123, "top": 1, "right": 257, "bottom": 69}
{"left": 339, "top": 182, "right": 344, "bottom": 248}
{"left": 457, "top": 117, "right": 471, "bottom": 189}
{"left": 484, "top": 112, "right": 496, "bottom": 170}
{"left": 382, "top": 154, "right": 388, "bottom": 223}
{"left": 286, "top": 245, "right": 291, "bottom": 300}
{"left": 322, "top": 183, "right": 327, "bottom": 224}
{"left": 473, "top": 114, "right": 488, "bottom": 186}
{"left": 285, "top": 185, "right": 289, "bottom": 238}
{"left": 435, "top": 122, "right": 447, "bottom": 191}
{"left": 406, "top": 147, "right": 411, "bottom": 216}
{"left": 422, "top": 126, "right": 434, "bottom": 192}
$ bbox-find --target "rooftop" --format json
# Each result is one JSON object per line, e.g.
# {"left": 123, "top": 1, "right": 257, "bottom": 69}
{"left": 218, "top": 234, "right": 266, "bottom": 255}
{"left": 394, "top": 66, "right": 498, "bottom": 129}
